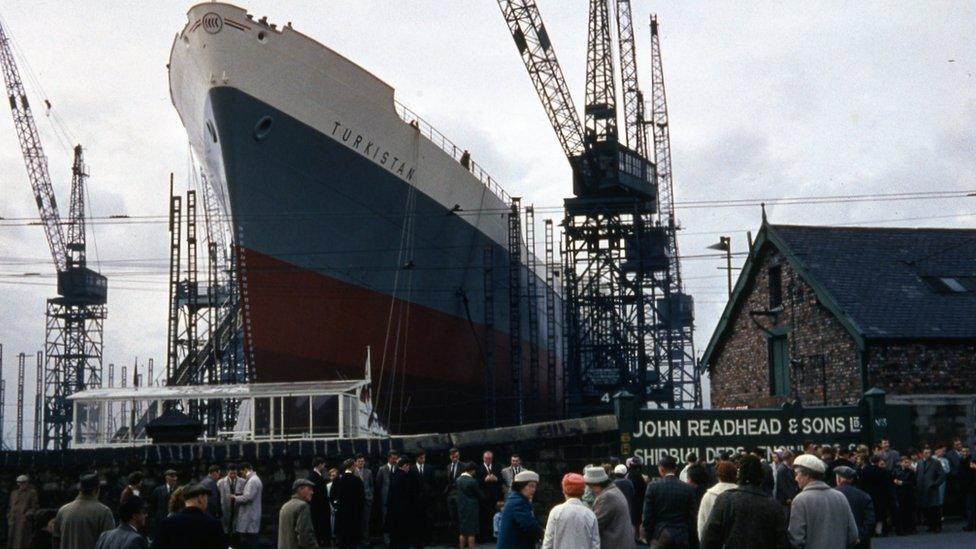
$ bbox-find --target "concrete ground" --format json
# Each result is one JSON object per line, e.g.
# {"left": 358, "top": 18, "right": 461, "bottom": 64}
{"left": 874, "top": 517, "right": 974, "bottom": 549}
{"left": 452, "top": 518, "right": 976, "bottom": 548}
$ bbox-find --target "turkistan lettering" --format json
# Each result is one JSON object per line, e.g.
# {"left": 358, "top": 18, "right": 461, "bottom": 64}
{"left": 330, "top": 120, "right": 415, "bottom": 182}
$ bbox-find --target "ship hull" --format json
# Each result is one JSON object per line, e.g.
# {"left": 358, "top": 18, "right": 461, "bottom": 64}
{"left": 170, "top": 3, "right": 562, "bottom": 433}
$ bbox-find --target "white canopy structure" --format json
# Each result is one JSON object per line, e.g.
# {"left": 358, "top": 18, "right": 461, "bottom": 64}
{"left": 67, "top": 379, "right": 387, "bottom": 448}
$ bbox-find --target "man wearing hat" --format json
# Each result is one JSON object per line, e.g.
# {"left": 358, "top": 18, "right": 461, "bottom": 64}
{"left": 642, "top": 455, "right": 696, "bottom": 548}
{"left": 8, "top": 474, "right": 37, "bottom": 549}
{"left": 612, "top": 464, "right": 635, "bottom": 513}
{"left": 834, "top": 466, "right": 875, "bottom": 549}
{"left": 788, "top": 454, "right": 859, "bottom": 549}
{"left": 148, "top": 469, "right": 179, "bottom": 538}
{"left": 153, "top": 483, "right": 227, "bottom": 549}
{"left": 52, "top": 472, "right": 115, "bottom": 549}
{"left": 587, "top": 465, "right": 635, "bottom": 548}
{"left": 278, "top": 479, "right": 321, "bottom": 549}
{"left": 541, "top": 473, "right": 599, "bottom": 549}
{"left": 94, "top": 495, "right": 148, "bottom": 549}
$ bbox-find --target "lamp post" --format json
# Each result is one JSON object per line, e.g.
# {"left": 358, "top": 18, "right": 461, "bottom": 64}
{"left": 708, "top": 236, "right": 732, "bottom": 297}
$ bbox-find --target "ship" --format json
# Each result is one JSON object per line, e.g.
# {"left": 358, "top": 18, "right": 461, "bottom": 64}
{"left": 168, "top": 2, "right": 563, "bottom": 434}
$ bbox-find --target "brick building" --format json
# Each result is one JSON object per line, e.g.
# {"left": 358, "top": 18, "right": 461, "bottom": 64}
{"left": 702, "top": 222, "right": 976, "bottom": 408}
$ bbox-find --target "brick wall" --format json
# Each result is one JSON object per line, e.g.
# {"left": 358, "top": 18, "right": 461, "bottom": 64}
{"left": 866, "top": 341, "right": 976, "bottom": 396}
{"left": 709, "top": 245, "right": 862, "bottom": 408}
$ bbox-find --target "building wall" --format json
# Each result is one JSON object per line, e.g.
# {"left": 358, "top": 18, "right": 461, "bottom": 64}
{"left": 709, "top": 245, "right": 862, "bottom": 408}
{"left": 867, "top": 342, "right": 976, "bottom": 397}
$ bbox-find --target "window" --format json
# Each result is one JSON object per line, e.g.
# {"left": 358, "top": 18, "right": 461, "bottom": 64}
{"left": 768, "top": 335, "right": 789, "bottom": 397}
{"left": 769, "top": 265, "right": 783, "bottom": 309}
{"left": 921, "top": 276, "right": 976, "bottom": 294}
{"left": 941, "top": 277, "right": 967, "bottom": 292}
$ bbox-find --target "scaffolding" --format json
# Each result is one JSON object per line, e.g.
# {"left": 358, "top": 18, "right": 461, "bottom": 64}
{"left": 524, "top": 206, "right": 540, "bottom": 421}
{"left": 33, "top": 351, "right": 41, "bottom": 449}
{"left": 544, "top": 220, "right": 558, "bottom": 417}
{"left": 163, "top": 171, "right": 247, "bottom": 436}
{"left": 508, "top": 198, "right": 524, "bottom": 424}
{"left": 483, "top": 246, "right": 496, "bottom": 427}
{"left": 16, "top": 353, "right": 24, "bottom": 450}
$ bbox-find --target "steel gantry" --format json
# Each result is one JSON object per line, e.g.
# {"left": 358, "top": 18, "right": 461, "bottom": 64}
{"left": 1, "top": 21, "right": 108, "bottom": 448}
{"left": 648, "top": 14, "right": 700, "bottom": 408}
{"left": 498, "top": 0, "right": 701, "bottom": 412}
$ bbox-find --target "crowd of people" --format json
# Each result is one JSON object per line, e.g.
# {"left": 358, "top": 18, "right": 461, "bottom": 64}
{"left": 534, "top": 436, "right": 975, "bottom": 548}
{"left": 3, "top": 437, "right": 974, "bottom": 548}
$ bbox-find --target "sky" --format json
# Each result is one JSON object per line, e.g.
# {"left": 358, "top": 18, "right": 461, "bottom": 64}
{"left": 0, "top": 1, "right": 973, "bottom": 445}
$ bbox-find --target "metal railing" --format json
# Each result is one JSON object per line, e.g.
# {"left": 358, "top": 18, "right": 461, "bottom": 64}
{"left": 395, "top": 101, "right": 511, "bottom": 205}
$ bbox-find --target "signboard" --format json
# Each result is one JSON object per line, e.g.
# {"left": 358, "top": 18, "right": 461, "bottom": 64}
{"left": 624, "top": 401, "right": 868, "bottom": 465}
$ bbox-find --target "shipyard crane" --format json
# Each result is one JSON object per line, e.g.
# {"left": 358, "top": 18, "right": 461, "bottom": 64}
{"left": 648, "top": 14, "right": 700, "bottom": 408}
{"left": 497, "top": 0, "right": 700, "bottom": 411}
{"left": 0, "top": 20, "right": 107, "bottom": 449}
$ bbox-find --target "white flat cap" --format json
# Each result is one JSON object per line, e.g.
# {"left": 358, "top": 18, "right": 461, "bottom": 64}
{"left": 793, "top": 454, "right": 826, "bottom": 474}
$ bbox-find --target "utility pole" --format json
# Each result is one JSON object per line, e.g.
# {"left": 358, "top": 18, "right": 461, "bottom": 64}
{"left": 708, "top": 236, "right": 732, "bottom": 297}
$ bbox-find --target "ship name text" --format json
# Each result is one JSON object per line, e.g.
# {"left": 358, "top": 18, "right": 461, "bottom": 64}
{"left": 331, "top": 120, "right": 415, "bottom": 181}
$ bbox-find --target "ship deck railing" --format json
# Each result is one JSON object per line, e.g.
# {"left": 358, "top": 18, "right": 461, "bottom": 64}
{"left": 395, "top": 101, "right": 511, "bottom": 205}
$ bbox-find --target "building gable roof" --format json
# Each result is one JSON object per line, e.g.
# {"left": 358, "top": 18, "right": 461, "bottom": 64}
{"left": 701, "top": 223, "right": 976, "bottom": 368}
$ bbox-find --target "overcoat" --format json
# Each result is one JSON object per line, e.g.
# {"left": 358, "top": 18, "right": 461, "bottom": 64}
{"left": 456, "top": 473, "right": 482, "bottom": 536}
{"left": 307, "top": 469, "right": 331, "bottom": 542}
{"left": 153, "top": 506, "right": 226, "bottom": 549}
{"left": 386, "top": 468, "right": 423, "bottom": 544}
{"left": 233, "top": 472, "right": 263, "bottom": 534}
{"left": 8, "top": 485, "right": 38, "bottom": 549}
{"left": 496, "top": 489, "right": 543, "bottom": 548}
{"left": 277, "top": 496, "right": 320, "bottom": 549}
{"left": 700, "top": 484, "right": 788, "bottom": 549}
{"left": 333, "top": 471, "right": 364, "bottom": 546}
{"left": 787, "top": 481, "right": 859, "bottom": 549}
{"left": 592, "top": 483, "right": 635, "bottom": 549}
{"left": 52, "top": 494, "right": 116, "bottom": 549}
{"left": 916, "top": 456, "right": 946, "bottom": 508}
{"left": 216, "top": 475, "right": 242, "bottom": 533}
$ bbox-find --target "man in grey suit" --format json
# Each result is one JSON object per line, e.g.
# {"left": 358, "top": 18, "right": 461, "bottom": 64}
{"left": 355, "top": 453, "right": 374, "bottom": 542}
{"left": 501, "top": 454, "right": 523, "bottom": 496}
{"left": 375, "top": 450, "right": 399, "bottom": 543}
{"left": 94, "top": 495, "right": 148, "bottom": 549}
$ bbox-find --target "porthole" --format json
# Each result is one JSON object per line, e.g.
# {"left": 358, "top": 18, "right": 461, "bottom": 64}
{"left": 257, "top": 31, "right": 267, "bottom": 42}
{"left": 254, "top": 116, "right": 273, "bottom": 141}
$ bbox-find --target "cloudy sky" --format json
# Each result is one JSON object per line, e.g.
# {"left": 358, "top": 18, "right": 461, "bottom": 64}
{"left": 0, "top": 1, "right": 973, "bottom": 443}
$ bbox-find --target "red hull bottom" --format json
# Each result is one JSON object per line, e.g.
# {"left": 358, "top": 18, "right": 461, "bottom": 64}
{"left": 239, "top": 249, "right": 556, "bottom": 433}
